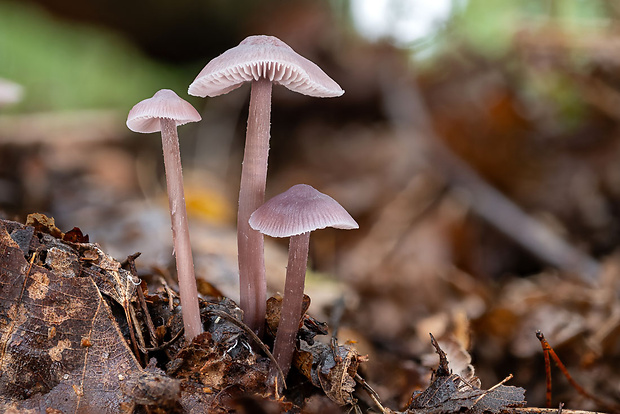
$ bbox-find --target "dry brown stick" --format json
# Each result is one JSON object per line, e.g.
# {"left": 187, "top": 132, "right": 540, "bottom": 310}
{"left": 138, "top": 327, "right": 184, "bottom": 352}
{"left": 473, "top": 374, "right": 514, "bottom": 406}
{"left": 354, "top": 373, "right": 389, "bottom": 414}
{"left": 122, "top": 299, "right": 143, "bottom": 366}
{"left": 380, "top": 74, "right": 601, "bottom": 283}
{"left": 536, "top": 331, "right": 620, "bottom": 413}
{"left": 136, "top": 286, "right": 158, "bottom": 347}
{"left": 536, "top": 331, "right": 552, "bottom": 408}
{"left": 109, "top": 254, "right": 144, "bottom": 365}
{"left": 430, "top": 333, "right": 450, "bottom": 378}
{"left": 155, "top": 274, "right": 177, "bottom": 311}
{"left": 128, "top": 304, "right": 149, "bottom": 353}
{"left": 125, "top": 253, "right": 159, "bottom": 348}
{"left": 117, "top": 253, "right": 146, "bottom": 365}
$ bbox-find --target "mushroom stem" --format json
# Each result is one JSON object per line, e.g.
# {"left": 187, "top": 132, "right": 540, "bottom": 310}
{"left": 238, "top": 78, "right": 272, "bottom": 336}
{"left": 272, "top": 231, "right": 311, "bottom": 383}
{"left": 160, "top": 118, "right": 203, "bottom": 341}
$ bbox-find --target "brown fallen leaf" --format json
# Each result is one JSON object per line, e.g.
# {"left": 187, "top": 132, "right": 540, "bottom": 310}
{"left": 405, "top": 334, "right": 526, "bottom": 414}
{"left": 294, "top": 338, "right": 367, "bottom": 406}
{"left": 0, "top": 218, "right": 179, "bottom": 413}
{"left": 470, "top": 384, "right": 528, "bottom": 414}
{"left": 25, "top": 213, "right": 63, "bottom": 239}
{"left": 62, "top": 227, "right": 89, "bottom": 243}
{"left": 407, "top": 373, "right": 483, "bottom": 414}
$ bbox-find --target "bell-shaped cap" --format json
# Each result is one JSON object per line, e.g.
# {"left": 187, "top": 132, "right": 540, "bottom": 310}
{"left": 188, "top": 35, "right": 344, "bottom": 98}
{"left": 249, "top": 184, "right": 358, "bottom": 238}
{"left": 127, "top": 89, "right": 202, "bottom": 133}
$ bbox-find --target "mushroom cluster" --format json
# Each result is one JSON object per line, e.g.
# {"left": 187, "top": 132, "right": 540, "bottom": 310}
{"left": 125, "top": 37, "right": 354, "bottom": 389}
{"left": 189, "top": 35, "right": 344, "bottom": 336}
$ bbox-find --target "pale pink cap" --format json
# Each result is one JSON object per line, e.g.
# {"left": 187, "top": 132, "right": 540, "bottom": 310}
{"left": 249, "top": 184, "right": 358, "bottom": 238}
{"left": 188, "top": 35, "right": 344, "bottom": 98}
{"left": 126, "top": 89, "right": 202, "bottom": 133}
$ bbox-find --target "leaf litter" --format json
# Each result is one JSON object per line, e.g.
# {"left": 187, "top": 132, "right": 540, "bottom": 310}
{"left": 0, "top": 214, "right": 371, "bottom": 413}
{"left": 0, "top": 212, "right": 536, "bottom": 414}
{"left": 1, "top": 212, "right": 548, "bottom": 413}
{"left": 4, "top": 212, "right": 620, "bottom": 412}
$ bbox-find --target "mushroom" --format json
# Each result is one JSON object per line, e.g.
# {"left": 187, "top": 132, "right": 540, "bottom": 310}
{"left": 126, "top": 89, "right": 203, "bottom": 340}
{"left": 0, "top": 78, "right": 23, "bottom": 108}
{"left": 188, "top": 35, "right": 344, "bottom": 335}
{"left": 249, "top": 184, "right": 358, "bottom": 383}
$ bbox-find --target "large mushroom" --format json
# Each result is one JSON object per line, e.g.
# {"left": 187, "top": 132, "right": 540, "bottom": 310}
{"left": 189, "top": 35, "right": 344, "bottom": 335}
{"left": 127, "top": 89, "right": 203, "bottom": 341}
{"left": 249, "top": 184, "right": 358, "bottom": 384}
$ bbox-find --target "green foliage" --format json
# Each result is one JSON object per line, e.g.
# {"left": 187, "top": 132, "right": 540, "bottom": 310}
{"left": 0, "top": 1, "right": 188, "bottom": 112}
{"left": 409, "top": 0, "right": 614, "bottom": 131}
{"left": 447, "top": 0, "right": 612, "bottom": 59}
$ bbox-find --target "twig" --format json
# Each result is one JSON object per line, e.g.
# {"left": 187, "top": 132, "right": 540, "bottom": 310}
{"left": 154, "top": 274, "right": 177, "bottom": 311}
{"left": 26, "top": 251, "right": 37, "bottom": 278}
{"left": 472, "top": 374, "right": 513, "bottom": 406}
{"left": 380, "top": 74, "right": 601, "bottom": 283}
{"left": 430, "top": 333, "right": 450, "bottom": 378}
{"left": 329, "top": 295, "right": 346, "bottom": 361}
{"left": 379, "top": 183, "right": 448, "bottom": 268}
{"left": 128, "top": 303, "right": 148, "bottom": 358}
{"left": 354, "top": 373, "right": 389, "bottom": 414}
{"left": 536, "top": 331, "right": 620, "bottom": 413}
{"left": 115, "top": 260, "right": 143, "bottom": 366}
{"left": 125, "top": 253, "right": 159, "bottom": 348}
{"left": 135, "top": 285, "right": 158, "bottom": 347}
{"left": 540, "top": 330, "right": 553, "bottom": 408}
{"left": 123, "top": 300, "right": 143, "bottom": 365}
{"left": 329, "top": 295, "right": 346, "bottom": 342}
{"left": 344, "top": 173, "right": 447, "bottom": 281}
{"left": 138, "top": 327, "right": 184, "bottom": 352}
{"left": 508, "top": 408, "right": 609, "bottom": 414}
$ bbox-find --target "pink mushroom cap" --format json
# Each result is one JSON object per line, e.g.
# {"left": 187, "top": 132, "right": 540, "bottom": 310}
{"left": 249, "top": 184, "right": 358, "bottom": 238}
{"left": 126, "top": 89, "right": 201, "bottom": 133}
{"left": 188, "top": 35, "right": 344, "bottom": 98}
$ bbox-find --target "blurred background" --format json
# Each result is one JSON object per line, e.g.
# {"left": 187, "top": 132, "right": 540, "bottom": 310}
{"left": 2, "top": 0, "right": 620, "bottom": 410}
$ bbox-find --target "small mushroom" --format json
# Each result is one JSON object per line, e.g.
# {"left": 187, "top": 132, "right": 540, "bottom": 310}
{"left": 249, "top": 184, "right": 358, "bottom": 384}
{"left": 126, "top": 89, "right": 203, "bottom": 341}
{"left": 189, "top": 35, "right": 344, "bottom": 335}
{"left": 0, "top": 78, "right": 23, "bottom": 108}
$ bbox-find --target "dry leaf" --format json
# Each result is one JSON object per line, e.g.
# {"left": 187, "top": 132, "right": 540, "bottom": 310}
{"left": 0, "top": 218, "right": 176, "bottom": 412}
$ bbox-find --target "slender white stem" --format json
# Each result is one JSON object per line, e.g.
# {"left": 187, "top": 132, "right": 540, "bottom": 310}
{"left": 238, "top": 78, "right": 272, "bottom": 336}
{"left": 160, "top": 118, "right": 202, "bottom": 341}
{"left": 272, "top": 231, "right": 311, "bottom": 384}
